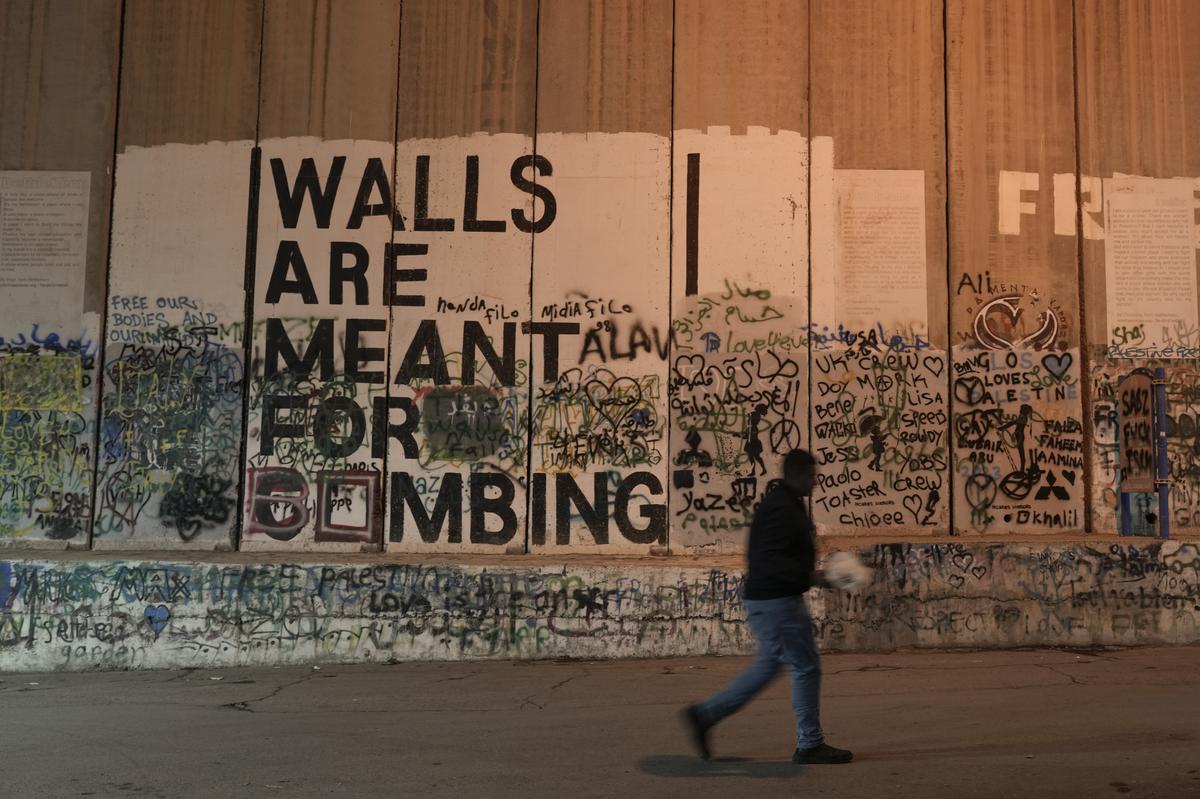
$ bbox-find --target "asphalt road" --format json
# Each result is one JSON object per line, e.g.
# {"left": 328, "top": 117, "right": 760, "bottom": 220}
{"left": 3, "top": 646, "right": 1198, "bottom": 798}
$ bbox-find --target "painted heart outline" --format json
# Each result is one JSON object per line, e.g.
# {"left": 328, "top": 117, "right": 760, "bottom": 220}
{"left": 973, "top": 295, "right": 1059, "bottom": 351}
{"left": 902, "top": 493, "right": 924, "bottom": 523}
{"left": 1042, "top": 352, "right": 1074, "bottom": 380}
{"left": 585, "top": 375, "right": 647, "bottom": 431}
{"left": 144, "top": 604, "right": 170, "bottom": 636}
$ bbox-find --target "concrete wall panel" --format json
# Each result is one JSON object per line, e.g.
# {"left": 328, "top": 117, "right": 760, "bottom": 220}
{"left": 244, "top": 0, "right": 400, "bottom": 553}
{"left": 5, "top": 1, "right": 1200, "bottom": 556}
{"left": 529, "top": 1, "right": 673, "bottom": 553}
{"left": 810, "top": 0, "right": 949, "bottom": 536}
{"left": 95, "top": 0, "right": 260, "bottom": 550}
{"left": 0, "top": 1, "right": 120, "bottom": 547}
{"left": 947, "top": 0, "right": 1083, "bottom": 536}
{"left": 669, "top": 0, "right": 809, "bottom": 551}
{"left": 1078, "top": 0, "right": 1200, "bottom": 536}
{"left": 387, "top": 0, "right": 536, "bottom": 552}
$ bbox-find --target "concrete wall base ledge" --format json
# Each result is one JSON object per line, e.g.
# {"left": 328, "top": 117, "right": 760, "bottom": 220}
{"left": 1, "top": 540, "right": 1197, "bottom": 672}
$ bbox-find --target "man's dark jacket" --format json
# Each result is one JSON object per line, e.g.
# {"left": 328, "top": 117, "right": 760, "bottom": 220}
{"left": 743, "top": 483, "right": 815, "bottom": 600}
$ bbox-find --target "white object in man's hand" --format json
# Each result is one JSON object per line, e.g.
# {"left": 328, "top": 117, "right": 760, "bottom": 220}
{"left": 821, "top": 551, "right": 873, "bottom": 591}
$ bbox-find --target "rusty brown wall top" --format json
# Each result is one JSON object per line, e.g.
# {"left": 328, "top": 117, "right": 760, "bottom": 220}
{"left": 1, "top": 0, "right": 122, "bottom": 314}
{"left": 537, "top": 0, "right": 672, "bottom": 136}
{"left": 947, "top": 0, "right": 1080, "bottom": 339}
{"left": 674, "top": 0, "right": 807, "bottom": 134}
{"left": 118, "top": 0, "right": 261, "bottom": 149}
{"left": 1, "top": 0, "right": 120, "bottom": 169}
{"left": 259, "top": 0, "right": 400, "bottom": 142}
{"left": 398, "top": 0, "right": 536, "bottom": 140}
{"left": 1077, "top": 0, "right": 1200, "bottom": 180}
{"left": 811, "top": 0, "right": 944, "bottom": 166}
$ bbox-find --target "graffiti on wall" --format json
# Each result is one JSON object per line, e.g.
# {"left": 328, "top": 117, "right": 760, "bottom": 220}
{"left": 246, "top": 144, "right": 397, "bottom": 549}
{"left": 810, "top": 334, "right": 948, "bottom": 532}
{"left": 96, "top": 295, "right": 242, "bottom": 544}
{"left": 0, "top": 558, "right": 748, "bottom": 669}
{"left": 1, "top": 542, "right": 1196, "bottom": 670}
{"left": 94, "top": 141, "right": 255, "bottom": 548}
{"left": 1091, "top": 358, "right": 1200, "bottom": 534}
{"left": 527, "top": 132, "right": 672, "bottom": 551}
{"left": 670, "top": 283, "right": 806, "bottom": 545}
{"left": 0, "top": 327, "right": 95, "bottom": 542}
{"left": 818, "top": 541, "right": 1200, "bottom": 648}
{"left": 952, "top": 279, "right": 1084, "bottom": 533}
{"left": 666, "top": 129, "right": 809, "bottom": 550}
{"left": 16, "top": 129, "right": 1192, "bottom": 551}
{"left": 804, "top": 143, "right": 948, "bottom": 534}
{"left": 246, "top": 143, "right": 575, "bottom": 550}
{"left": 387, "top": 137, "right": 534, "bottom": 551}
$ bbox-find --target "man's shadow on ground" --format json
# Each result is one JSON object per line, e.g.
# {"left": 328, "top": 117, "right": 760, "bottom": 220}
{"left": 637, "top": 755, "right": 801, "bottom": 779}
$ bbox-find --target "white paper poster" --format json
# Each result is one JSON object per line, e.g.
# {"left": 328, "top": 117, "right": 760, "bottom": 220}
{"left": 0, "top": 171, "right": 90, "bottom": 335}
{"left": 1104, "top": 176, "right": 1198, "bottom": 345}
{"left": 834, "top": 169, "right": 928, "bottom": 335}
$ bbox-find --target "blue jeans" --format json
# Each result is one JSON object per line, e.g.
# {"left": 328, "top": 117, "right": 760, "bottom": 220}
{"left": 695, "top": 595, "right": 823, "bottom": 749}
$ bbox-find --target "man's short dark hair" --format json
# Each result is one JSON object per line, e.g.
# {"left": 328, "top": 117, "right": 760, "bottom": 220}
{"left": 783, "top": 449, "right": 816, "bottom": 482}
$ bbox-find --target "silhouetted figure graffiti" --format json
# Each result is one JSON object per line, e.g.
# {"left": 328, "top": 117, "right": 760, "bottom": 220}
{"left": 1000, "top": 403, "right": 1034, "bottom": 473}
{"left": 997, "top": 404, "right": 1041, "bottom": 500}
{"left": 857, "top": 412, "right": 886, "bottom": 471}
{"left": 922, "top": 487, "right": 940, "bottom": 525}
{"left": 675, "top": 427, "right": 713, "bottom": 468}
{"left": 744, "top": 404, "right": 768, "bottom": 476}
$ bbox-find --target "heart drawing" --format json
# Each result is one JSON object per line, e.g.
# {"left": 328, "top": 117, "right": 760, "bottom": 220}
{"left": 1042, "top": 352, "right": 1073, "bottom": 380}
{"left": 973, "top": 295, "right": 1060, "bottom": 351}
{"left": 144, "top": 604, "right": 171, "bottom": 636}
{"left": 902, "top": 494, "right": 924, "bottom": 523}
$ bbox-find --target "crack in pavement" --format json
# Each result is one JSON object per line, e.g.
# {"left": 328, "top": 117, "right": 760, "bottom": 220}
{"left": 434, "top": 671, "right": 481, "bottom": 684}
{"left": 550, "top": 668, "right": 590, "bottom": 691}
{"left": 1033, "top": 663, "right": 1085, "bottom": 686}
{"left": 159, "top": 669, "right": 198, "bottom": 684}
{"left": 827, "top": 664, "right": 905, "bottom": 676}
{"left": 822, "top": 657, "right": 1127, "bottom": 677}
{"left": 223, "top": 672, "right": 323, "bottom": 713}
{"left": 515, "top": 667, "right": 593, "bottom": 709}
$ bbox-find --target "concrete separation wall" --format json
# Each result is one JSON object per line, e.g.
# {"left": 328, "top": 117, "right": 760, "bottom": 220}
{"left": 5, "top": 1, "right": 1200, "bottom": 552}
{"left": 4, "top": 2, "right": 1200, "bottom": 673}
{"left": 2, "top": 541, "right": 1197, "bottom": 672}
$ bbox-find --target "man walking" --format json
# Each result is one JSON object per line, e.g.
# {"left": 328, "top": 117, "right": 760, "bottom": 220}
{"left": 683, "top": 449, "right": 853, "bottom": 764}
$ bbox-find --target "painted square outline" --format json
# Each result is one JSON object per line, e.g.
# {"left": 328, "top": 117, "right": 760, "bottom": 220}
{"left": 244, "top": 467, "right": 308, "bottom": 540}
{"left": 315, "top": 471, "right": 381, "bottom": 544}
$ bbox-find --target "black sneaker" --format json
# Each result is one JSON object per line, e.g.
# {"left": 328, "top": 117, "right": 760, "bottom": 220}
{"left": 681, "top": 705, "right": 712, "bottom": 760}
{"left": 792, "top": 742, "right": 853, "bottom": 764}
